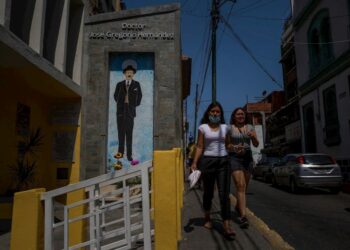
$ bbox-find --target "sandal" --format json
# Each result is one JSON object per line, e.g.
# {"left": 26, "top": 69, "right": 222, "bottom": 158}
{"left": 204, "top": 213, "right": 212, "bottom": 229}
{"left": 204, "top": 220, "right": 213, "bottom": 229}
{"left": 223, "top": 226, "right": 236, "bottom": 237}
{"left": 238, "top": 217, "right": 249, "bottom": 229}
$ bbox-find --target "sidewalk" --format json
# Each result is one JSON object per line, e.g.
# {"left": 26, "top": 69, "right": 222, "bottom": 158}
{"left": 179, "top": 183, "right": 280, "bottom": 250}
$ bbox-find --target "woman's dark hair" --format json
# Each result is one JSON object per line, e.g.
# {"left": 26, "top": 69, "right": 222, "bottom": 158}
{"left": 230, "top": 107, "right": 246, "bottom": 125}
{"left": 200, "top": 102, "right": 225, "bottom": 124}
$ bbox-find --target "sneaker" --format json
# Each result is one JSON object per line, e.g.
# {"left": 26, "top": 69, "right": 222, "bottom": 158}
{"left": 238, "top": 217, "right": 249, "bottom": 228}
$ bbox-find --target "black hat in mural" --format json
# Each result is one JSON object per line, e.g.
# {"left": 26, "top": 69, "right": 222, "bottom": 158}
{"left": 122, "top": 59, "right": 137, "bottom": 73}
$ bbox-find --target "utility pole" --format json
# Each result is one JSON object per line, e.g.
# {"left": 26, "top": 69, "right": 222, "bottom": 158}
{"left": 211, "top": 0, "right": 219, "bottom": 103}
{"left": 210, "top": 0, "right": 236, "bottom": 103}
{"left": 193, "top": 83, "right": 199, "bottom": 142}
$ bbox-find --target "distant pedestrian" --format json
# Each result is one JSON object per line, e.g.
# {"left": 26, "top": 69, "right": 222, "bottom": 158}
{"left": 186, "top": 135, "right": 196, "bottom": 168}
{"left": 226, "top": 107, "right": 259, "bottom": 228}
{"left": 191, "top": 102, "right": 235, "bottom": 237}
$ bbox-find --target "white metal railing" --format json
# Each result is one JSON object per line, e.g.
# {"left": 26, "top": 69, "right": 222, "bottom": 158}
{"left": 41, "top": 161, "right": 154, "bottom": 250}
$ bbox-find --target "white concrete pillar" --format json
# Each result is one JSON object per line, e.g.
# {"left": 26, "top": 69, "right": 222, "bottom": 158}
{"left": 29, "top": 0, "right": 45, "bottom": 54}
{"left": 55, "top": 0, "right": 70, "bottom": 72}
{"left": 72, "top": 9, "right": 84, "bottom": 84}
{"left": 0, "top": 0, "right": 11, "bottom": 28}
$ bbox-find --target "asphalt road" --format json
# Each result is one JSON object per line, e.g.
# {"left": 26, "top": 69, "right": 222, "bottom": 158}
{"left": 241, "top": 179, "right": 350, "bottom": 250}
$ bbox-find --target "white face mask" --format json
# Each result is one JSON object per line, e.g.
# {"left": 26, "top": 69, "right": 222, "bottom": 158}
{"left": 209, "top": 115, "right": 221, "bottom": 124}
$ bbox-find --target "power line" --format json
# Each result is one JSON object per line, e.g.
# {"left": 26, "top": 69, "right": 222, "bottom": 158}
{"left": 235, "top": 26, "right": 350, "bottom": 45}
{"left": 197, "top": 33, "right": 212, "bottom": 107}
{"left": 232, "top": 0, "right": 278, "bottom": 15}
{"left": 230, "top": 0, "right": 262, "bottom": 14}
{"left": 221, "top": 17, "right": 283, "bottom": 88}
{"left": 291, "top": 39, "right": 350, "bottom": 45}
{"left": 181, "top": 0, "right": 191, "bottom": 9}
{"left": 218, "top": 1, "right": 235, "bottom": 48}
{"left": 181, "top": 0, "right": 210, "bottom": 17}
{"left": 231, "top": 13, "right": 350, "bottom": 21}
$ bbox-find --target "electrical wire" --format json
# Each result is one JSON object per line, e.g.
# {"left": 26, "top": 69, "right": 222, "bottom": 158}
{"left": 218, "top": 1, "right": 235, "bottom": 48}
{"left": 197, "top": 30, "right": 212, "bottom": 109}
{"left": 231, "top": 13, "right": 350, "bottom": 21}
{"left": 181, "top": 0, "right": 191, "bottom": 9}
{"left": 234, "top": 26, "right": 350, "bottom": 45}
{"left": 221, "top": 17, "right": 283, "bottom": 88}
{"left": 232, "top": 0, "right": 278, "bottom": 16}
{"left": 230, "top": 0, "right": 262, "bottom": 14}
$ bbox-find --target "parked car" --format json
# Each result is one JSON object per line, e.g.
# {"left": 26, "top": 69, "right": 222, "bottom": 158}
{"left": 253, "top": 157, "right": 281, "bottom": 182}
{"left": 271, "top": 153, "right": 343, "bottom": 194}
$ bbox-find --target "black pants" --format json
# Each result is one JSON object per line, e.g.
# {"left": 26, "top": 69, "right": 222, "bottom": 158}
{"left": 116, "top": 104, "right": 134, "bottom": 159}
{"left": 199, "top": 156, "right": 231, "bottom": 220}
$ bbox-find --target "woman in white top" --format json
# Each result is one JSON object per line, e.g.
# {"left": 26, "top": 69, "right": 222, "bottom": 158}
{"left": 191, "top": 102, "right": 235, "bottom": 237}
{"left": 226, "top": 107, "right": 259, "bottom": 229}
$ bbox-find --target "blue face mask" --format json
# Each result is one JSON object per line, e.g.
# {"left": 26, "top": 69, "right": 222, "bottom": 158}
{"left": 209, "top": 115, "right": 221, "bottom": 124}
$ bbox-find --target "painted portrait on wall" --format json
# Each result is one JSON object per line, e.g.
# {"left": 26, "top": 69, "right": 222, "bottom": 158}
{"left": 107, "top": 53, "right": 154, "bottom": 170}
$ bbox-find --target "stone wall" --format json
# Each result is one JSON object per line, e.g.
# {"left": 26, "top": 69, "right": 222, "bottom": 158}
{"left": 81, "top": 4, "right": 182, "bottom": 178}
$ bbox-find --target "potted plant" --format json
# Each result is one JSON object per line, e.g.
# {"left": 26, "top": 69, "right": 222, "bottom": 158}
{"left": 8, "top": 128, "right": 44, "bottom": 194}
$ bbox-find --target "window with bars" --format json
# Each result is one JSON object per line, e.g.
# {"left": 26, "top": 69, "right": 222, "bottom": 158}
{"left": 323, "top": 85, "right": 341, "bottom": 146}
{"left": 307, "top": 9, "right": 334, "bottom": 75}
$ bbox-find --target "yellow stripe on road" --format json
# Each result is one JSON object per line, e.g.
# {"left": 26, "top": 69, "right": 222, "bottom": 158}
{"left": 229, "top": 194, "right": 295, "bottom": 250}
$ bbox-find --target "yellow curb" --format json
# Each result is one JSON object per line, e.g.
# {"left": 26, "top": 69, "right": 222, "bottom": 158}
{"left": 229, "top": 194, "right": 295, "bottom": 250}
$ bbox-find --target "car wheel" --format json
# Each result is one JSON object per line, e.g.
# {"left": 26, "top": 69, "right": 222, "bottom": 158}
{"left": 272, "top": 175, "right": 278, "bottom": 187}
{"left": 290, "top": 178, "right": 299, "bottom": 193}
{"left": 329, "top": 187, "right": 341, "bottom": 194}
{"left": 262, "top": 173, "right": 268, "bottom": 183}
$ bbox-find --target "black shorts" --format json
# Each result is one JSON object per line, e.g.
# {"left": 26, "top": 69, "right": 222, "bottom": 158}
{"left": 229, "top": 150, "right": 253, "bottom": 173}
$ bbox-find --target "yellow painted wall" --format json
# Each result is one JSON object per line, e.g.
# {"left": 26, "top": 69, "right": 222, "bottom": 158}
{"left": 0, "top": 202, "right": 13, "bottom": 219}
{"left": 10, "top": 188, "right": 45, "bottom": 250}
{"left": 0, "top": 70, "right": 81, "bottom": 216}
{"left": 153, "top": 148, "right": 184, "bottom": 250}
{"left": 0, "top": 78, "right": 53, "bottom": 195}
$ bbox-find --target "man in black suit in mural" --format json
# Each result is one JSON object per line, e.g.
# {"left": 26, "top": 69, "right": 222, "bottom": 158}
{"left": 114, "top": 60, "right": 142, "bottom": 161}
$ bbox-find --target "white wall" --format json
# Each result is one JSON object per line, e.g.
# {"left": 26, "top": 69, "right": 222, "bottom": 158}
{"left": 299, "top": 69, "right": 350, "bottom": 159}
{"left": 295, "top": 0, "right": 350, "bottom": 85}
{"left": 0, "top": 0, "right": 6, "bottom": 25}
{"left": 29, "top": 0, "right": 45, "bottom": 54}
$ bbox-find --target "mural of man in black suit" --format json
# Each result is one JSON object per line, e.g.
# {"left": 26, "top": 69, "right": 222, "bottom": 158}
{"left": 114, "top": 60, "right": 142, "bottom": 161}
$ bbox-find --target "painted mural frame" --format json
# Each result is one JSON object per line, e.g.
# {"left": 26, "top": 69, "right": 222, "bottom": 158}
{"left": 106, "top": 52, "right": 154, "bottom": 171}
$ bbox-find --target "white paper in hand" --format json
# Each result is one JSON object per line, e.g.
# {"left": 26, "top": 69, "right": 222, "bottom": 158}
{"left": 188, "top": 170, "right": 201, "bottom": 189}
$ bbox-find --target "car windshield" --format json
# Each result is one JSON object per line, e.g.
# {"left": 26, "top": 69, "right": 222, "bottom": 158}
{"left": 267, "top": 157, "right": 281, "bottom": 163}
{"left": 304, "top": 155, "right": 334, "bottom": 165}
{"left": 259, "top": 156, "right": 281, "bottom": 164}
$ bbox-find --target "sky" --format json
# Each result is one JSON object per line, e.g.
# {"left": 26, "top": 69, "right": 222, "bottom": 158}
{"left": 125, "top": 0, "right": 292, "bottom": 137}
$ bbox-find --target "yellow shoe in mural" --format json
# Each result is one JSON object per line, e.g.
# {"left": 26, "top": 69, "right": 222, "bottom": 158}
{"left": 113, "top": 161, "right": 123, "bottom": 170}
{"left": 114, "top": 152, "right": 123, "bottom": 159}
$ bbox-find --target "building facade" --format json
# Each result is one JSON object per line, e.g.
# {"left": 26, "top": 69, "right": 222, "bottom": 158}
{"left": 0, "top": 0, "right": 85, "bottom": 231}
{"left": 292, "top": 0, "right": 350, "bottom": 177}
{"left": 272, "top": 15, "right": 302, "bottom": 155}
{"left": 82, "top": 3, "right": 184, "bottom": 178}
{"left": 0, "top": 1, "right": 189, "bottom": 234}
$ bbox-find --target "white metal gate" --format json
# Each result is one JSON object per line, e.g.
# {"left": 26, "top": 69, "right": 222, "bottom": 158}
{"left": 41, "top": 161, "right": 153, "bottom": 250}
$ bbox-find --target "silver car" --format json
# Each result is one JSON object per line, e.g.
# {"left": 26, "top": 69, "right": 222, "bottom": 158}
{"left": 271, "top": 153, "right": 343, "bottom": 194}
